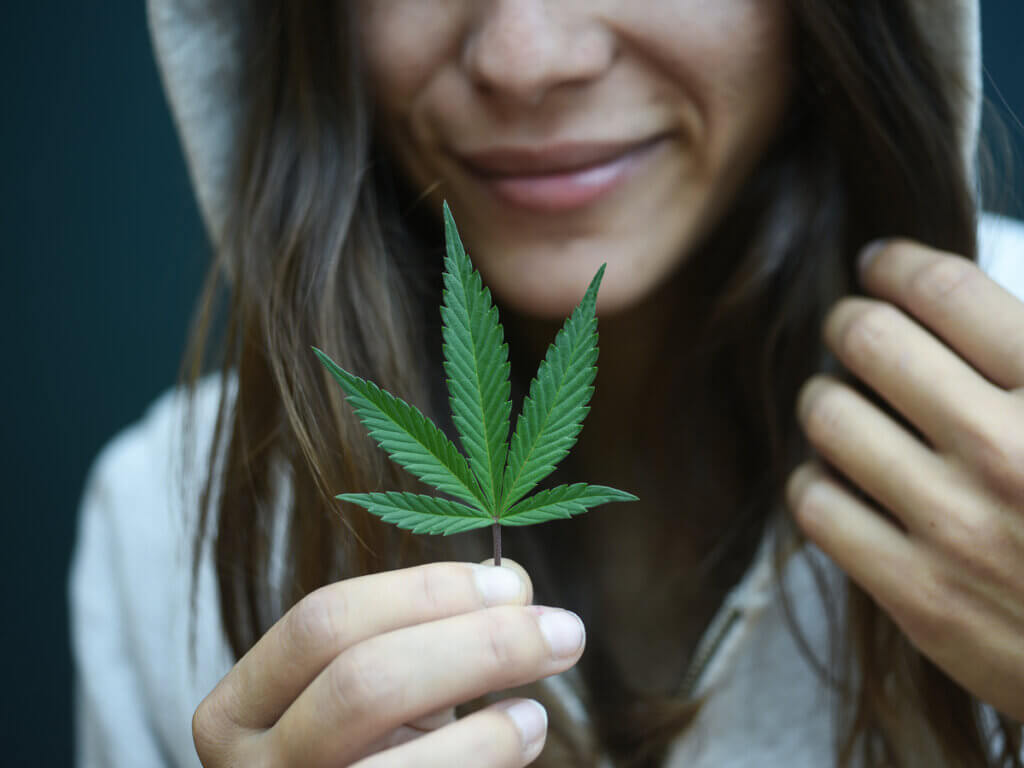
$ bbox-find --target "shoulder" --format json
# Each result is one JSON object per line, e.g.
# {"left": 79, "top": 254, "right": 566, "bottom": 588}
{"left": 70, "top": 374, "right": 236, "bottom": 767}
{"left": 75, "top": 374, "right": 232, "bottom": 570}
{"left": 85, "top": 373, "right": 231, "bottom": 499}
{"left": 74, "top": 371, "right": 235, "bottom": 634}
{"left": 979, "top": 211, "right": 1024, "bottom": 299}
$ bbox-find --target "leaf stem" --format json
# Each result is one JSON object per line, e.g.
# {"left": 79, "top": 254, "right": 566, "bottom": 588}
{"left": 492, "top": 520, "right": 502, "bottom": 566}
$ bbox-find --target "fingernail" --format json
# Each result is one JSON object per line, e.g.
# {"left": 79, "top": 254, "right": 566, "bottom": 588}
{"left": 474, "top": 566, "right": 523, "bottom": 606}
{"left": 536, "top": 608, "right": 586, "bottom": 658}
{"left": 858, "top": 238, "right": 888, "bottom": 273}
{"left": 498, "top": 699, "right": 547, "bottom": 751}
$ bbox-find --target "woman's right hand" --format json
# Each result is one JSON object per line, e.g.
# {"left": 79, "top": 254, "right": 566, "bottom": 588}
{"left": 191, "top": 559, "right": 585, "bottom": 767}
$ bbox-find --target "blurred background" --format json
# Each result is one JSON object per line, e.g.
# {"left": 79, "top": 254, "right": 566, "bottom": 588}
{"left": 1, "top": 3, "right": 1021, "bottom": 765}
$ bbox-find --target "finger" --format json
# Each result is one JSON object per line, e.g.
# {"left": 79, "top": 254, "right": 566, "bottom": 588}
{"left": 352, "top": 699, "right": 548, "bottom": 768}
{"left": 823, "top": 296, "right": 1006, "bottom": 454}
{"left": 349, "top": 706, "right": 458, "bottom": 761}
{"left": 479, "top": 557, "right": 533, "bottom": 601}
{"left": 407, "top": 706, "right": 458, "bottom": 731}
{"left": 796, "top": 375, "right": 973, "bottom": 535}
{"left": 205, "top": 560, "right": 532, "bottom": 731}
{"left": 787, "top": 462, "right": 920, "bottom": 617}
{"left": 858, "top": 239, "right": 1024, "bottom": 389}
{"left": 265, "top": 604, "right": 583, "bottom": 767}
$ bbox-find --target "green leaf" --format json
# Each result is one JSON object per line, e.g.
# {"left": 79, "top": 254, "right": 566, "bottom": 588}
{"left": 500, "top": 483, "right": 638, "bottom": 526}
{"left": 314, "top": 347, "right": 487, "bottom": 511}
{"left": 500, "top": 266, "right": 604, "bottom": 511}
{"left": 440, "top": 202, "right": 511, "bottom": 513}
{"left": 338, "top": 492, "right": 494, "bottom": 536}
{"left": 314, "top": 205, "right": 638, "bottom": 552}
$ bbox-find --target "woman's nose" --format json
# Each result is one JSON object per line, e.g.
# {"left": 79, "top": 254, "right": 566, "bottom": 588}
{"left": 461, "top": 0, "right": 614, "bottom": 107}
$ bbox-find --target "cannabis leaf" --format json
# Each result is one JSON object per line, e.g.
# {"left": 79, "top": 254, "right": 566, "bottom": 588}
{"left": 313, "top": 352, "right": 486, "bottom": 509}
{"left": 501, "top": 483, "right": 634, "bottom": 526}
{"left": 315, "top": 201, "right": 638, "bottom": 564}
{"left": 440, "top": 209, "right": 512, "bottom": 511}
{"left": 501, "top": 263, "right": 600, "bottom": 511}
{"left": 334, "top": 492, "right": 493, "bottom": 536}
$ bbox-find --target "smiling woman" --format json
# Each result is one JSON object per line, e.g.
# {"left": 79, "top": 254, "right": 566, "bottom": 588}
{"left": 69, "top": 1, "right": 1024, "bottom": 767}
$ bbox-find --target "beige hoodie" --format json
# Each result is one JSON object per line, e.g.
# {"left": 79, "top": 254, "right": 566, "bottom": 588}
{"left": 69, "top": 3, "right": 1024, "bottom": 767}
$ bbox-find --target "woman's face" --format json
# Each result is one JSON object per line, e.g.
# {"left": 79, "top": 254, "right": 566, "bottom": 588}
{"left": 359, "top": 1, "right": 792, "bottom": 318}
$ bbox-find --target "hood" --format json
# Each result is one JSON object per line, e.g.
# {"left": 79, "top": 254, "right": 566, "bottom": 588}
{"left": 147, "top": 1, "right": 982, "bottom": 248}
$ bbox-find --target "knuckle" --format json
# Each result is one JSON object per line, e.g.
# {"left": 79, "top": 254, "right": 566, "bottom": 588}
{"left": 487, "top": 713, "right": 533, "bottom": 765}
{"left": 907, "top": 255, "right": 977, "bottom": 304}
{"left": 479, "top": 609, "right": 532, "bottom": 682}
{"left": 801, "top": 381, "right": 847, "bottom": 444}
{"left": 483, "top": 610, "right": 518, "bottom": 673}
{"left": 896, "top": 568, "right": 954, "bottom": 648}
{"left": 330, "top": 644, "right": 402, "bottom": 718}
{"left": 285, "top": 587, "right": 347, "bottom": 657}
{"left": 958, "top": 415, "right": 1024, "bottom": 503}
{"left": 837, "top": 302, "right": 898, "bottom": 365}
{"left": 191, "top": 698, "right": 216, "bottom": 759}
{"left": 790, "top": 474, "right": 828, "bottom": 529}
{"left": 192, "top": 694, "right": 234, "bottom": 766}
{"left": 416, "top": 563, "right": 463, "bottom": 614}
{"left": 934, "top": 506, "right": 1009, "bottom": 581}
{"left": 449, "top": 714, "right": 521, "bottom": 767}
{"left": 350, "top": 710, "right": 520, "bottom": 768}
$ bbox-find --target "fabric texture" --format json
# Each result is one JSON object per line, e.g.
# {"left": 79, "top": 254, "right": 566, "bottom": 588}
{"left": 71, "top": 1, "right": 1020, "bottom": 766}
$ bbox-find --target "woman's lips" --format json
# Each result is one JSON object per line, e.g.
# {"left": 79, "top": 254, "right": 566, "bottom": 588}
{"left": 459, "top": 137, "right": 665, "bottom": 214}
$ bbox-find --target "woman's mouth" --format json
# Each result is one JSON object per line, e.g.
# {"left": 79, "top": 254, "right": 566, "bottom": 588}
{"left": 457, "top": 136, "right": 667, "bottom": 214}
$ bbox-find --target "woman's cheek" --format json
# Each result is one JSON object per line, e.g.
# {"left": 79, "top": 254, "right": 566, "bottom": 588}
{"left": 359, "top": 1, "right": 464, "bottom": 108}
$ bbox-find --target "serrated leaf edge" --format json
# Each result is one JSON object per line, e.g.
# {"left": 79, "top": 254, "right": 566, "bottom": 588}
{"left": 500, "top": 266, "right": 604, "bottom": 512}
{"left": 440, "top": 202, "right": 511, "bottom": 512}
{"left": 314, "top": 347, "right": 488, "bottom": 511}
{"left": 339, "top": 491, "right": 494, "bottom": 536}
{"left": 500, "top": 482, "right": 638, "bottom": 526}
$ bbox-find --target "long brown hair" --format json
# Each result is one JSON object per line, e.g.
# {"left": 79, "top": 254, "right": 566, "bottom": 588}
{"left": 183, "top": 2, "right": 1021, "bottom": 765}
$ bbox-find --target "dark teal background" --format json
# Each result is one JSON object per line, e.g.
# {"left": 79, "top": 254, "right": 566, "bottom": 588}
{"left": 2, "top": 3, "right": 1020, "bottom": 765}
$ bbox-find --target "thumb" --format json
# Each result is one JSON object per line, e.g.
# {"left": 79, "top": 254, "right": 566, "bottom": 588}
{"left": 478, "top": 557, "right": 534, "bottom": 605}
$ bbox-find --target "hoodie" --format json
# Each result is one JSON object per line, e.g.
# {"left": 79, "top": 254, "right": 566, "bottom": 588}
{"left": 69, "top": 2, "right": 1024, "bottom": 767}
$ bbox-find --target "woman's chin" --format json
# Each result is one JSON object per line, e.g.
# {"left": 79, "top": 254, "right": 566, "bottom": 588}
{"left": 444, "top": 189, "right": 702, "bottom": 321}
{"left": 474, "top": 248, "right": 675, "bottom": 320}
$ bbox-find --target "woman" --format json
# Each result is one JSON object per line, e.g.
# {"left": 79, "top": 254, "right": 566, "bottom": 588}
{"left": 71, "top": 0, "right": 1024, "bottom": 765}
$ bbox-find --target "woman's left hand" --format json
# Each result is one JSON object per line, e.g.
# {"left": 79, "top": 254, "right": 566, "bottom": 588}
{"left": 788, "top": 239, "right": 1024, "bottom": 722}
